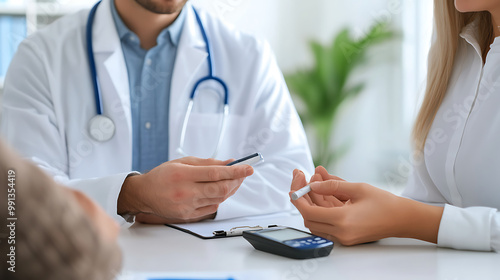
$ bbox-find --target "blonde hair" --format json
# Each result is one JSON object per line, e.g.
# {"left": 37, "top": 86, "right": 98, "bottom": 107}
{"left": 413, "top": 0, "right": 493, "bottom": 150}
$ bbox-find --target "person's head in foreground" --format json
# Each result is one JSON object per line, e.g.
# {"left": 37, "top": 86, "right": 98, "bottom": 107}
{"left": 0, "top": 140, "right": 122, "bottom": 280}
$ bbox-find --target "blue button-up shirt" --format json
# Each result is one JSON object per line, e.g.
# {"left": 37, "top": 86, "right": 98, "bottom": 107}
{"left": 110, "top": 0, "right": 186, "bottom": 172}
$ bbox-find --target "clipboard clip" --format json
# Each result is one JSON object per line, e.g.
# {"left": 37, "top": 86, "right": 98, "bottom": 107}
{"left": 213, "top": 225, "right": 278, "bottom": 237}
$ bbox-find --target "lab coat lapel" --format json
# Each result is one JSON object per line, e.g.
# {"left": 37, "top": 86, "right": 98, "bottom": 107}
{"left": 91, "top": 0, "right": 132, "bottom": 140}
{"left": 169, "top": 3, "right": 208, "bottom": 157}
{"left": 170, "top": 4, "right": 208, "bottom": 111}
{"left": 89, "top": 1, "right": 208, "bottom": 161}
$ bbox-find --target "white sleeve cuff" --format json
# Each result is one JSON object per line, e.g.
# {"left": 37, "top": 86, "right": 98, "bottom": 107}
{"left": 65, "top": 172, "right": 140, "bottom": 225}
{"left": 437, "top": 204, "right": 496, "bottom": 251}
{"left": 491, "top": 211, "right": 500, "bottom": 252}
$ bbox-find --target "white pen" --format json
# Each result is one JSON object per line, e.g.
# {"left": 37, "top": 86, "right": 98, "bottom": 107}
{"left": 227, "top": 226, "right": 263, "bottom": 236}
{"left": 213, "top": 225, "right": 277, "bottom": 237}
{"left": 291, "top": 185, "right": 312, "bottom": 200}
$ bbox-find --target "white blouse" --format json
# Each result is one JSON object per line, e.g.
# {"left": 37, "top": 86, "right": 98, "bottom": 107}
{"left": 402, "top": 21, "right": 500, "bottom": 252}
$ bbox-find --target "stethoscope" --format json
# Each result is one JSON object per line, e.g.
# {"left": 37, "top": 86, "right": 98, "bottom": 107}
{"left": 86, "top": 1, "right": 229, "bottom": 158}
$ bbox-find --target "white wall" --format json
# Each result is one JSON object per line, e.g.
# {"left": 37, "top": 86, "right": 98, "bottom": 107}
{"left": 192, "top": 0, "right": 400, "bottom": 72}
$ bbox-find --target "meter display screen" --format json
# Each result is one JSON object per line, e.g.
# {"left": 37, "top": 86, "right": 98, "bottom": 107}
{"left": 259, "top": 228, "right": 312, "bottom": 242}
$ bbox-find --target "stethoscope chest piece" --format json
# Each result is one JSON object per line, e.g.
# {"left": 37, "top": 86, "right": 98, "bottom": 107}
{"left": 89, "top": 115, "right": 116, "bottom": 142}
{"left": 86, "top": 2, "right": 225, "bottom": 148}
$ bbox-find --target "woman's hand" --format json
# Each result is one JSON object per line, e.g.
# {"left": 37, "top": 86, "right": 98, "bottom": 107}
{"left": 303, "top": 166, "right": 346, "bottom": 207}
{"left": 290, "top": 169, "right": 444, "bottom": 246}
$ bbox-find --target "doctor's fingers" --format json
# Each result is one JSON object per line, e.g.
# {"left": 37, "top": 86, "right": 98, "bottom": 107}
{"left": 179, "top": 205, "right": 219, "bottom": 221}
{"left": 197, "top": 177, "right": 245, "bottom": 199}
{"left": 189, "top": 165, "right": 253, "bottom": 182}
{"left": 175, "top": 156, "right": 229, "bottom": 166}
{"left": 225, "top": 177, "right": 245, "bottom": 198}
{"left": 193, "top": 197, "right": 225, "bottom": 208}
{"left": 192, "top": 181, "right": 244, "bottom": 208}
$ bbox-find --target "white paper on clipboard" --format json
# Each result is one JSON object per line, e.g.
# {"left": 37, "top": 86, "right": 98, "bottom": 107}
{"left": 166, "top": 211, "right": 305, "bottom": 239}
{"left": 118, "top": 270, "right": 280, "bottom": 280}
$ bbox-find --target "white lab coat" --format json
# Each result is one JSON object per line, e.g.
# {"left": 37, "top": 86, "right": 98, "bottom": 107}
{"left": 0, "top": 0, "right": 314, "bottom": 223}
{"left": 403, "top": 20, "right": 500, "bottom": 252}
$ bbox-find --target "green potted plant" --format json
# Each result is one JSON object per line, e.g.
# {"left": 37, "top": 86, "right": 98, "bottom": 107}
{"left": 285, "top": 20, "right": 394, "bottom": 168}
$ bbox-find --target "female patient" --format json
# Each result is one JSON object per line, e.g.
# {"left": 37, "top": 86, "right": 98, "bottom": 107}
{"left": 291, "top": 0, "right": 500, "bottom": 252}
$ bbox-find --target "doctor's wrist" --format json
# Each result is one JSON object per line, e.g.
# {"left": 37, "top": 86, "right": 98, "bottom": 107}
{"left": 118, "top": 173, "right": 150, "bottom": 216}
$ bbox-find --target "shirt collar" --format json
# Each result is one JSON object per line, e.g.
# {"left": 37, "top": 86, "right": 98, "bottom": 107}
{"left": 159, "top": 5, "right": 186, "bottom": 46}
{"left": 110, "top": 0, "right": 186, "bottom": 47}
{"left": 110, "top": 0, "right": 132, "bottom": 41}
{"left": 459, "top": 18, "right": 500, "bottom": 58}
{"left": 459, "top": 18, "right": 483, "bottom": 59}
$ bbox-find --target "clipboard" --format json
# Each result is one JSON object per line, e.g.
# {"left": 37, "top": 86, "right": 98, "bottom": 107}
{"left": 165, "top": 212, "right": 299, "bottom": 239}
{"left": 166, "top": 224, "right": 277, "bottom": 239}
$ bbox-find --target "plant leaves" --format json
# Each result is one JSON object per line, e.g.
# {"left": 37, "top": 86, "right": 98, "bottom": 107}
{"left": 285, "top": 19, "right": 395, "bottom": 168}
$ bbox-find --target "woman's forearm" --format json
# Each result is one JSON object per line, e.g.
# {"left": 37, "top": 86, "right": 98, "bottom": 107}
{"left": 396, "top": 197, "right": 444, "bottom": 243}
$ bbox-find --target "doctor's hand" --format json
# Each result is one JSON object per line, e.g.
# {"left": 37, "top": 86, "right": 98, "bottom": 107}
{"left": 118, "top": 157, "right": 253, "bottom": 224}
{"left": 290, "top": 169, "right": 444, "bottom": 246}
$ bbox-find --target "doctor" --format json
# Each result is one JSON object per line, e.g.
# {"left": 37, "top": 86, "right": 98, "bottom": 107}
{"left": 1, "top": 0, "right": 314, "bottom": 223}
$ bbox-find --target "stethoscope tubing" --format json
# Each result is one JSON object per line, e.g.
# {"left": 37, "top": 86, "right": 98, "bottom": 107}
{"left": 87, "top": 1, "right": 229, "bottom": 155}
{"left": 87, "top": 1, "right": 103, "bottom": 116}
{"left": 177, "top": 6, "right": 229, "bottom": 158}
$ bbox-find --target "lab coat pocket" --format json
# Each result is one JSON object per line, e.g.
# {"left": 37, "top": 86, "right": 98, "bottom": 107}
{"left": 175, "top": 112, "right": 250, "bottom": 160}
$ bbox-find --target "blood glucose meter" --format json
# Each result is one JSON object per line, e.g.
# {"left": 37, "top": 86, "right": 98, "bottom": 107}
{"left": 242, "top": 226, "right": 333, "bottom": 259}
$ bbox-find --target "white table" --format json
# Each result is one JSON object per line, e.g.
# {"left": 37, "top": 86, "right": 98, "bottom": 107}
{"left": 119, "top": 214, "right": 500, "bottom": 280}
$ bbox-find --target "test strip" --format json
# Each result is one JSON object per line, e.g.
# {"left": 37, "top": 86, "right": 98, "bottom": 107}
{"left": 291, "top": 185, "right": 311, "bottom": 200}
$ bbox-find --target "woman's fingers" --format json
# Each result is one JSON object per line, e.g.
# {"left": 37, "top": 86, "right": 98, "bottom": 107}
{"left": 306, "top": 169, "right": 346, "bottom": 207}
{"left": 309, "top": 173, "right": 322, "bottom": 183}
{"left": 294, "top": 205, "right": 345, "bottom": 242}
{"left": 304, "top": 219, "right": 338, "bottom": 236}
{"left": 290, "top": 189, "right": 314, "bottom": 212}
{"left": 311, "top": 169, "right": 323, "bottom": 181}
{"left": 309, "top": 180, "right": 363, "bottom": 201}
{"left": 294, "top": 177, "right": 405, "bottom": 246}
{"left": 309, "top": 173, "right": 335, "bottom": 207}
{"left": 290, "top": 169, "right": 314, "bottom": 205}
{"left": 309, "top": 229, "right": 338, "bottom": 243}
{"left": 292, "top": 199, "right": 345, "bottom": 224}
{"left": 304, "top": 220, "right": 339, "bottom": 240}
{"left": 291, "top": 169, "right": 307, "bottom": 191}
{"left": 315, "top": 166, "right": 345, "bottom": 181}
{"left": 323, "top": 195, "right": 345, "bottom": 207}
